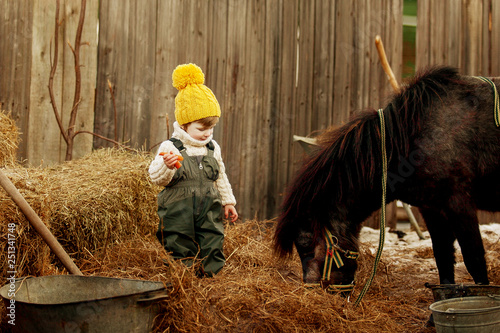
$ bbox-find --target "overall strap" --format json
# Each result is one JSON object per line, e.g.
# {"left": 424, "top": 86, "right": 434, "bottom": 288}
{"left": 169, "top": 138, "right": 215, "bottom": 153}
{"left": 206, "top": 140, "right": 215, "bottom": 157}
{"left": 168, "top": 138, "right": 185, "bottom": 152}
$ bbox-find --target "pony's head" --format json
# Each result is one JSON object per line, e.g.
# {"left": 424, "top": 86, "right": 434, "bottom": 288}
{"left": 293, "top": 221, "right": 361, "bottom": 294}
{"left": 273, "top": 110, "right": 379, "bottom": 293}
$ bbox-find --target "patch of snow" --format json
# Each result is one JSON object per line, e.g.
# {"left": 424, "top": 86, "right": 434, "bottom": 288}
{"left": 359, "top": 223, "right": 500, "bottom": 253}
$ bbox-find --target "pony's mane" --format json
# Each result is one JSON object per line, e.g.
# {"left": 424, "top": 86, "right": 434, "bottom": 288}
{"left": 274, "top": 66, "right": 465, "bottom": 256}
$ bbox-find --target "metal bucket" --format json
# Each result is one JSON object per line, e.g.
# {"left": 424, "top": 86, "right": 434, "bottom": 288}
{"left": 0, "top": 275, "right": 170, "bottom": 333}
{"left": 426, "top": 283, "right": 500, "bottom": 302}
{"left": 429, "top": 296, "right": 500, "bottom": 333}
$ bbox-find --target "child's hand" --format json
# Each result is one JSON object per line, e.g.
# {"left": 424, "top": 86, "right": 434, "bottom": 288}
{"left": 224, "top": 205, "right": 238, "bottom": 223}
{"left": 160, "top": 152, "right": 183, "bottom": 169}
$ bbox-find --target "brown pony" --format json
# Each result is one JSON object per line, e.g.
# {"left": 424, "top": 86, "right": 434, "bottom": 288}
{"left": 274, "top": 66, "right": 500, "bottom": 290}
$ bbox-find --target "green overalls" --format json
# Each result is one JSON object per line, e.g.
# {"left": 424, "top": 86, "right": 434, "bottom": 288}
{"left": 156, "top": 138, "right": 225, "bottom": 276}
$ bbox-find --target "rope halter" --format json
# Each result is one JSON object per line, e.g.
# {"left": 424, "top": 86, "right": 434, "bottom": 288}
{"left": 321, "top": 229, "right": 359, "bottom": 293}
{"left": 473, "top": 76, "right": 500, "bottom": 127}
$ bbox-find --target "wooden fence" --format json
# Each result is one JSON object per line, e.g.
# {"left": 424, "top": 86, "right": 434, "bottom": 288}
{"left": 0, "top": 0, "right": 99, "bottom": 163}
{"left": 417, "top": 0, "right": 500, "bottom": 75}
{"left": 3, "top": 0, "right": 500, "bottom": 226}
{"left": 0, "top": 0, "right": 403, "bottom": 221}
{"left": 2, "top": 0, "right": 499, "bottom": 225}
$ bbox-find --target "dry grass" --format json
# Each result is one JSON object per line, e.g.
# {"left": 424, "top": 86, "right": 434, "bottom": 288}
{"left": 1, "top": 215, "right": 450, "bottom": 332}
{"left": 5, "top": 220, "right": 442, "bottom": 332}
{"left": 2, "top": 202, "right": 499, "bottom": 332}
{"left": 0, "top": 110, "right": 20, "bottom": 167}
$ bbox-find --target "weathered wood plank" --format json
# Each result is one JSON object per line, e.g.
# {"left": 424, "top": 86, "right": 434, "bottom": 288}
{"left": 94, "top": 0, "right": 156, "bottom": 150}
{"left": 207, "top": 0, "right": 229, "bottom": 145}
{"left": 0, "top": 1, "right": 33, "bottom": 159}
{"left": 350, "top": 0, "right": 365, "bottom": 113}
{"left": 61, "top": 0, "right": 98, "bottom": 160}
{"left": 416, "top": 0, "right": 430, "bottom": 69}
{"left": 27, "top": 0, "right": 98, "bottom": 165}
{"left": 368, "top": 1, "right": 384, "bottom": 111}
{"left": 333, "top": 0, "right": 353, "bottom": 125}
{"left": 94, "top": 0, "right": 128, "bottom": 148}
{"left": 122, "top": 1, "right": 157, "bottom": 150}
{"left": 239, "top": 0, "right": 267, "bottom": 218}
{"left": 313, "top": 0, "right": 335, "bottom": 130}
{"left": 293, "top": 0, "right": 314, "bottom": 140}
{"left": 462, "top": 0, "right": 483, "bottom": 74}
{"left": 222, "top": 0, "right": 248, "bottom": 215}
{"left": 492, "top": 0, "right": 500, "bottom": 75}
{"left": 481, "top": 0, "right": 490, "bottom": 75}
{"left": 447, "top": 0, "right": 462, "bottom": 68}
{"left": 29, "top": 0, "right": 64, "bottom": 165}
{"left": 150, "top": 0, "right": 185, "bottom": 149}
{"left": 261, "top": 0, "right": 283, "bottom": 217}
{"left": 276, "top": 0, "right": 298, "bottom": 195}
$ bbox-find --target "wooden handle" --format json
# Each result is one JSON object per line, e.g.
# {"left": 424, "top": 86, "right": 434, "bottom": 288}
{"left": 0, "top": 169, "right": 83, "bottom": 275}
{"left": 375, "top": 35, "right": 400, "bottom": 92}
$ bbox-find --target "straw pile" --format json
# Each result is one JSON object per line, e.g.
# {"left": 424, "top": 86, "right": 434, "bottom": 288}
{"left": 82, "top": 222, "right": 498, "bottom": 333}
{"left": 0, "top": 110, "right": 20, "bottom": 167}
{"left": 2, "top": 211, "right": 500, "bottom": 332}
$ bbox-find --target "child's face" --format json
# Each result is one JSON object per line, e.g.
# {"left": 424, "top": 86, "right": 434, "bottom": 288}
{"left": 184, "top": 121, "right": 215, "bottom": 141}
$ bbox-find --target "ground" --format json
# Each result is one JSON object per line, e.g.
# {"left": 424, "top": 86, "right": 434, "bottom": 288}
{"left": 1, "top": 221, "right": 499, "bottom": 332}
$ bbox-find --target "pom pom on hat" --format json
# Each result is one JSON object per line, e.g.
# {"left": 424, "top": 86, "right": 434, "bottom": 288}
{"left": 172, "top": 63, "right": 221, "bottom": 125}
{"left": 172, "top": 63, "right": 205, "bottom": 90}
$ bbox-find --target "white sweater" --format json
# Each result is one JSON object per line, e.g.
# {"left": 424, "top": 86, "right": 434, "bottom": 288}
{"left": 149, "top": 122, "right": 237, "bottom": 206}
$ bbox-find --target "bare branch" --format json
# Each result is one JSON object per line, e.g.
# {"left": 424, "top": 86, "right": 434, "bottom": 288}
{"left": 73, "top": 131, "right": 137, "bottom": 152}
{"left": 48, "top": 0, "right": 68, "bottom": 144}
{"left": 50, "top": 0, "right": 131, "bottom": 161}
{"left": 107, "top": 79, "right": 118, "bottom": 145}
{"left": 65, "top": 0, "right": 87, "bottom": 161}
{"left": 71, "top": 0, "right": 86, "bottom": 125}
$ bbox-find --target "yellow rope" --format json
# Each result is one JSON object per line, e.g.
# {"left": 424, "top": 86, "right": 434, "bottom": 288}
{"left": 354, "top": 109, "right": 387, "bottom": 306}
{"left": 474, "top": 76, "right": 500, "bottom": 127}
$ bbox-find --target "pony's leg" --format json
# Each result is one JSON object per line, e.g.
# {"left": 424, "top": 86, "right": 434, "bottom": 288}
{"left": 447, "top": 208, "right": 489, "bottom": 285}
{"left": 419, "top": 208, "right": 457, "bottom": 284}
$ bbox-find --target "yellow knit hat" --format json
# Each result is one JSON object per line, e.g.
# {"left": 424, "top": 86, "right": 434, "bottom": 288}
{"left": 172, "top": 63, "right": 221, "bottom": 125}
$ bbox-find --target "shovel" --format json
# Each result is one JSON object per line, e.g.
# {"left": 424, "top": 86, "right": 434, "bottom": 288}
{"left": 375, "top": 35, "right": 425, "bottom": 240}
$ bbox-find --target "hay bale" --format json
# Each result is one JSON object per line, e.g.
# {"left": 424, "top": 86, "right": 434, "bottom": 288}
{"left": 0, "top": 167, "right": 54, "bottom": 277}
{"left": 0, "top": 148, "right": 161, "bottom": 277}
{"left": 0, "top": 110, "right": 20, "bottom": 166}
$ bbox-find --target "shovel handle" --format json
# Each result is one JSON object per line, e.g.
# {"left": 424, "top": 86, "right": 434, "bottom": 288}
{"left": 375, "top": 35, "right": 400, "bottom": 92}
{"left": 0, "top": 169, "right": 83, "bottom": 275}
